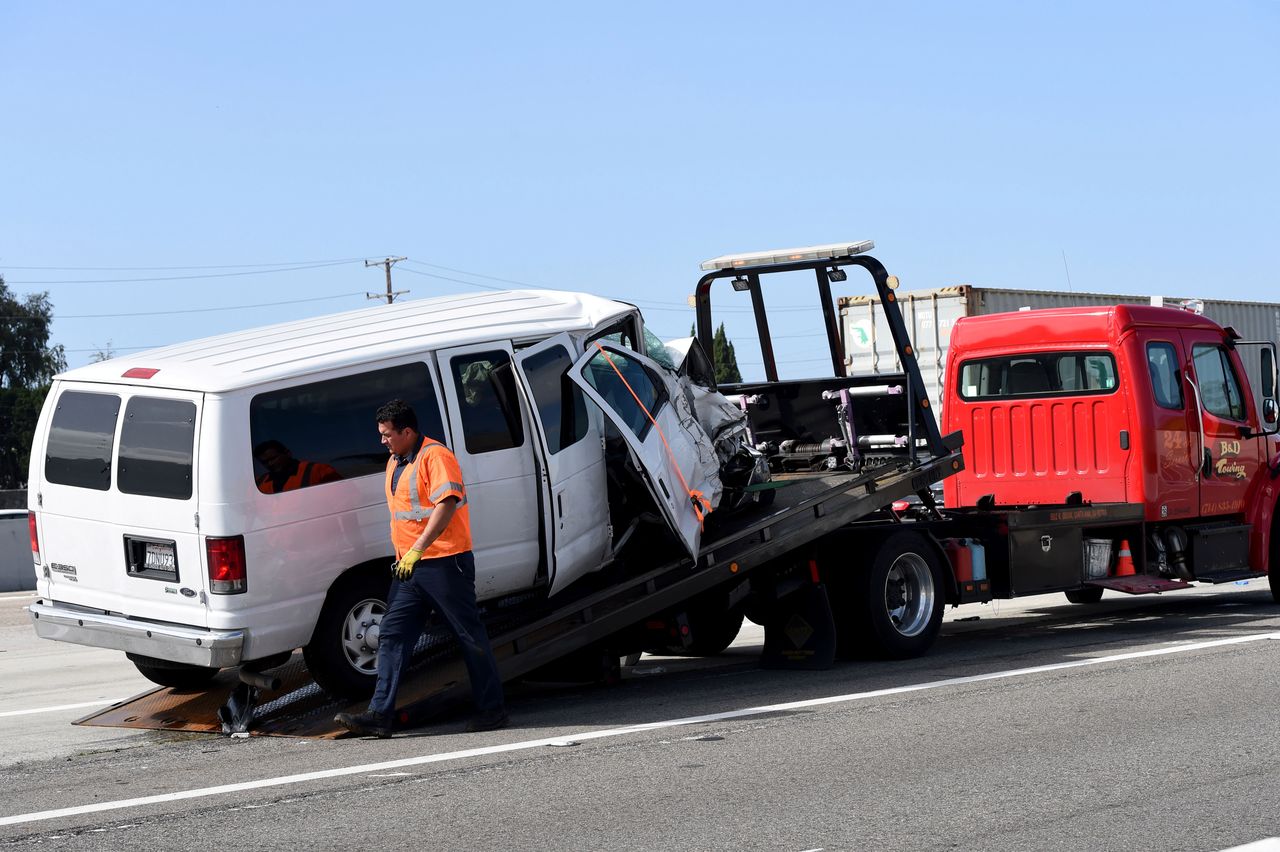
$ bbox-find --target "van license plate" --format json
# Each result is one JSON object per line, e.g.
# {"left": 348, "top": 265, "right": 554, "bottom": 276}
{"left": 124, "top": 536, "right": 179, "bottom": 580}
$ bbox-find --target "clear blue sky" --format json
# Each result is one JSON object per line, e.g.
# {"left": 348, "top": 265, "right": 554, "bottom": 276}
{"left": 3, "top": 2, "right": 1277, "bottom": 379}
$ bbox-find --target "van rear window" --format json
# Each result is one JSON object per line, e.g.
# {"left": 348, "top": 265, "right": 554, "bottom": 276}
{"left": 118, "top": 398, "right": 196, "bottom": 500}
{"left": 250, "top": 362, "right": 446, "bottom": 493}
{"left": 958, "top": 352, "right": 1118, "bottom": 400}
{"left": 45, "top": 391, "right": 121, "bottom": 490}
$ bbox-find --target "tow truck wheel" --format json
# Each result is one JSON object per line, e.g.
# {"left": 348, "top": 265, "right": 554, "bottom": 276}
{"left": 126, "top": 654, "right": 221, "bottom": 690}
{"left": 854, "top": 531, "right": 945, "bottom": 659}
{"left": 1064, "top": 586, "right": 1105, "bottom": 604}
{"left": 304, "top": 571, "right": 390, "bottom": 700}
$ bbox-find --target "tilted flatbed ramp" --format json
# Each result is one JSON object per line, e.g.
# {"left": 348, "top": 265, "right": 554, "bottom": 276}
{"left": 76, "top": 447, "right": 963, "bottom": 738}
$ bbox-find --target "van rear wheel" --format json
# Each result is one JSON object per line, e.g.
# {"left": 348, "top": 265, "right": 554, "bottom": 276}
{"left": 126, "top": 654, "right": 221, "bottom": 690}
{"left": 304, "top": 571, "right": 390, "bottom": 700}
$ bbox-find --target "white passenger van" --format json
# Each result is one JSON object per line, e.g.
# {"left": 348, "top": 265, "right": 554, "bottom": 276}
{"left": 27, "top": 290, "right": 757, "bottom": 697}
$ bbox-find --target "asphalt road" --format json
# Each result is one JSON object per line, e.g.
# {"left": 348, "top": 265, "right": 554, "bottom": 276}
{"left": 4, "top": 585, "right": 1280, "bottom": 851}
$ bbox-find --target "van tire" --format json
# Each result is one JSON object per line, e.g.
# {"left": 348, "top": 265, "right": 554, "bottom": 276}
{"left": 849, "top": 531, "right": 945, "bottom": 659}
{"left": 304, "top": 571, "right": 390, "bottom": 700}
{"left": 126, "top": 654, "right": 221, "bottom": 690}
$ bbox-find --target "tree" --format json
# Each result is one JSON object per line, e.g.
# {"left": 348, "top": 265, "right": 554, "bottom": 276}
{"left": 690, "top": 321, "right": 744, "bottom": 385}
{"left": 712, "top": 323, "right": 742, "bottom": 384}
{"left": 0, "top": 276, "right": 66, "bottom": 488}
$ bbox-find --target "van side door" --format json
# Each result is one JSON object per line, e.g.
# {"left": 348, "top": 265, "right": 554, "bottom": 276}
{"left": 511, "top": 333, "right": 611, "bottom": 595}
{"left": 1182, "top": 329, "right": 1264, "bottom": 517}
{"left": 436, "top": 343, "right": 542, "bottom": 598}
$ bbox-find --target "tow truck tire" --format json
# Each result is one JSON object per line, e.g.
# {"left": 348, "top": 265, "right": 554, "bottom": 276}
{"left": 659, "top": 607, "right": 745, "bottom": 656}
{"left": 126, "top": 654, "right": 221, "bottom": 690}
{"left": 1064, "top": 587, "right": 1105, "bottom": 604}
{"left": 304, "top": 571, "right": 390, "bottom": 700}
{"left": 852, "top": 531, "right": 946, "bottom": 659}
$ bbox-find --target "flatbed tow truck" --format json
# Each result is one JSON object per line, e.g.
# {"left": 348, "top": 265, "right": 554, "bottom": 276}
{"left": 74, "top": 241, "right": 969, "bottom": 738}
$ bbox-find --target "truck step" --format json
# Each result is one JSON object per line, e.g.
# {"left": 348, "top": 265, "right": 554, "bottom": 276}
{"left": 1192, "top": 569, "right": 1264, "bottom": 585}
{"left": 1085, "top": 576, "right": 1192, "bottom": 595}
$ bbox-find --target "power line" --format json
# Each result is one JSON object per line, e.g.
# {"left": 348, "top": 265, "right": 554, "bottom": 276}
{"left": 0, "top": 256, "right": 370, "bottom": 271}
{"left": 0, "top": 291, "right": 366, "bottom": 321}
{"left": 3, "top": 259, "right": 358, "bottom": 285}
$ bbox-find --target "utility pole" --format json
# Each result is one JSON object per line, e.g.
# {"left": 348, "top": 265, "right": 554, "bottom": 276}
{"left": 365, "top": 256, "right": 408, "bottom": 303}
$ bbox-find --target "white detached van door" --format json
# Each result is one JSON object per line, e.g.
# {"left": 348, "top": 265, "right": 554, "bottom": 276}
{"left": 511, "top": 334, "right": 611, "bottom": 595}
{"left": 38, "top": 384, "right": 208, "bottom": 626}
{"left": 568, "top": 342, "right": 715, "bottom": 558}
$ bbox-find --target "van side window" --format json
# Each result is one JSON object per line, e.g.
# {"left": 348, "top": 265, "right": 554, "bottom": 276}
{"left": 520, "top": 344, "right": 589, "bottom": 454}
{"left": 1192, "top": 344, "right": 1247, "bottom": 421}
{"left": 583, "top": 348, "right": 667, "bottom": 439}
{"left": 119, "top": 398, "right": 196, "bottom": 500}
{"left": 250, "top": 363, "right": 446, "bottom": 492}
{"left": 451, "top": 351, "right": 525, "bottom": 454}
{"left": 1146, "top": 342, "right": 1184, "bottom": 410}
{"left": 45, "top": 391, "right": 121, "bottom": 491}
{"left": 588, "top": 317, "right": 642, "bottom": 354}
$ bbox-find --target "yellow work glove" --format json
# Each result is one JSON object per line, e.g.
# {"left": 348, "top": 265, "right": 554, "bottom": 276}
{"left": 393, "top": 548, "right": 422, "bottom": 581}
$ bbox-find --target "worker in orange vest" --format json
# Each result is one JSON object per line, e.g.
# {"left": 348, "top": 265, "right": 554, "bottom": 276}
{"left": 335, "top": 399, "right": 506, "bottom": 738}
{"left": 253, "top": 440, "right": 341, "bottom": 494}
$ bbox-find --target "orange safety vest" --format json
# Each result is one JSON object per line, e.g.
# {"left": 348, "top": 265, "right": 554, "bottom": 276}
{"left": 385, "top": 437, "right": 472, "bottom": 559}
{"left": 257, "top": 461, "right": 341, "bottom": 494}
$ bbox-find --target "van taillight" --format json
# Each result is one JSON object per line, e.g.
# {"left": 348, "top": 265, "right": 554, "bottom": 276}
{"left": 28, "top": 512, "right": 39, "bottom": 564}
{"left": 206, "top": 536, "right": 247, "bottom": 594}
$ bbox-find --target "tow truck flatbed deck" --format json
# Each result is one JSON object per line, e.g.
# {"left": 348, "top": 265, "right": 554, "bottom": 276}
{"left": 75, "top": 445, "right": 963, "bottom": 738}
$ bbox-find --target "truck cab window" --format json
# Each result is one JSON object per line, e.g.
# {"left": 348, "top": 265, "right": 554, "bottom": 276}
{"left": 958, "top": 352, "right": 1117, "bottom": 400}
{"left": 1146, "top": 342, "right": 1184, "bottom": 410}
{"left": 45, "top": 391, "right": 121, "bottom": 491}
{"left": 451, "top": 351, "right": 525, "bottom": 454}
{"left": 1192, "top": 344, "right": 1247, "bottom": 421}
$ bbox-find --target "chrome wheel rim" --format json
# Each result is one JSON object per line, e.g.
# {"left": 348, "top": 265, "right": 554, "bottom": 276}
{"left": 341, "top": 597, "right": 386, "bottom": 673}
{"left": 883, "top": 552, "right": 935, "bottom": 637}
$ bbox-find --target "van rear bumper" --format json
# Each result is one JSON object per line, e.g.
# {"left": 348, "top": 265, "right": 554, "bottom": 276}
{"left": 28, "top": 599, "right": 244, "bottom": 668}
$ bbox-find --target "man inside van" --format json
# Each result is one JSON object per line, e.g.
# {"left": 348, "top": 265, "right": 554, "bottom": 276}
{"left": 252, "top": 440, "right": 341, "bottom": 494}
{"left": 335, "top": 399, "right": 507, "bottom": 738}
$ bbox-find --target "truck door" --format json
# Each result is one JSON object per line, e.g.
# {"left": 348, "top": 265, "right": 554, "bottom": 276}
{"left": 1182, "top": 329, "right": 1263, "bottom": 516}
{"left": 568, "top": 342, "right": 714, "bottom": 558}
{"left": 437, "top": 343, "right": 542, "bottom": 598}
{"left": 511, "top": 334, "right": 611, "bottom": 595}
{"left": 1139, "top": 335, "right": 1198, "bottom": 520}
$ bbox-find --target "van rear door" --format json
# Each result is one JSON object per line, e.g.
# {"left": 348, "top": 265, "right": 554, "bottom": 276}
{"left": 36, "top": 381, "right": 208, "bottom": 626}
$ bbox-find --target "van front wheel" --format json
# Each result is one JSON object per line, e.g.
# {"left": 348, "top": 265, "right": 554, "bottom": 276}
{"left": 304, "top": 572, "right": 390, "bottom": 700}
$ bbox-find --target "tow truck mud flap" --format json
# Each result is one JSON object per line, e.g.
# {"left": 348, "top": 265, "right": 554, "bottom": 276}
{"left": 760, "top": 582, "right": 837, "bottom": 670}
{"left": 1086, "top": 576, "right": 1193, "bottom": 595}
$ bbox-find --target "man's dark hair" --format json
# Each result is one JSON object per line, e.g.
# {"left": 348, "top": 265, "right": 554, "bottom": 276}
{"left": 252, "top": 439, "right": 289, "bottom": 458}
{"left": 376, "top": 399, "right": 418, "bottom": 432}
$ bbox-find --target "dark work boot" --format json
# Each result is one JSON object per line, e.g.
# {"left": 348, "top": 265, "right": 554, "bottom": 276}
{"left": 465, "top": 708, "right": 510, "bottom": 733}
{"left": 334, "top": 709, "right": 393, "bottom": 738}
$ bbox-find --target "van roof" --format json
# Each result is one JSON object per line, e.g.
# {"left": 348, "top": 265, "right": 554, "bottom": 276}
{"left": 60, "top": 289, "right": 638, "bottom": 393}
{"left": 950, "top": 304, "right": 1225, "bottom": 355}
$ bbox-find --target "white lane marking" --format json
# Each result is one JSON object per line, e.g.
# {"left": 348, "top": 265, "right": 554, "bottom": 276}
{"left": 1219, "top": 840, "right": 1280, "bottom": 851}
{"left": 2, "top": 629, "right": 1277, "bottom": 828}
{"left": 0, "top": 700, "right": 127, "bottom": 719}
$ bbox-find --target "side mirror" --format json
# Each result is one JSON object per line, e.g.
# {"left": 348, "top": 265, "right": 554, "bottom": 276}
{"left": 1264, "top": 347, "right": 1277, "bottom": 400}
{"left": 1265, "top": 398, "right": 1279, "bottom": 427}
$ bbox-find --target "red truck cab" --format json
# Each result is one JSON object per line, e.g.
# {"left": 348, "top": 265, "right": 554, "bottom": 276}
{"left": 942, "top": 304, "right": 1280, "bottom": 576}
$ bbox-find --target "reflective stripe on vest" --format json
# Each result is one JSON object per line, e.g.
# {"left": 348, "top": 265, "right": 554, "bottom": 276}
{"left": 391, "top": 440, "right": 466, "bottom": 520}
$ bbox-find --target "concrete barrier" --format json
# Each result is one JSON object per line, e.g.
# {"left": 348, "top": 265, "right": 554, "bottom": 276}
{"left": 0, "top": 510, "right": 35, "bottom": 592}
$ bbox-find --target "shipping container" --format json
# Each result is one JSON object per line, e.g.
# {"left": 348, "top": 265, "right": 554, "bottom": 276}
{"left": 839, "top": 286, "right": 1280, "bottom": 414}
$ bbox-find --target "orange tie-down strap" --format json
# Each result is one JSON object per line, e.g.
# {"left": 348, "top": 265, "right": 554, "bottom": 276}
{"left": 592, "top": 342, "right": 712, "bottom": 527}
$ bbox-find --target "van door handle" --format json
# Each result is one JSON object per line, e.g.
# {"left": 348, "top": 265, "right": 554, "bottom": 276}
{"left": 557, "top": 494, "right": 563, "bottom": 517}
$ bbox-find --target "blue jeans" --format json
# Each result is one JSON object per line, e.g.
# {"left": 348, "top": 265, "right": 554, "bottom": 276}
{"left": 368, "top": 551, "right": 505, "bottom": 717}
